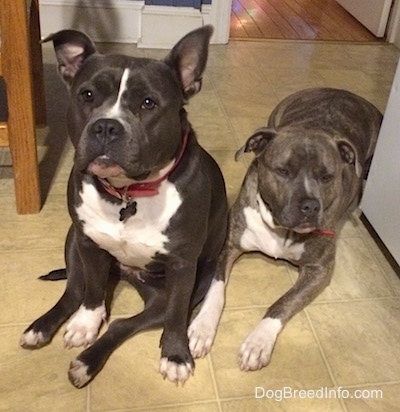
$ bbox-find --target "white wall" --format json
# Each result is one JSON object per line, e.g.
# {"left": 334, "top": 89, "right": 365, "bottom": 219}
{"left": 38, "top": 0, "right": 232, "bottom": 47}
{"left": 387, "top": 0, "right": 400, "bottom": 47}
{"left": 39, "top": 0, "right": 143, "bottom": 43}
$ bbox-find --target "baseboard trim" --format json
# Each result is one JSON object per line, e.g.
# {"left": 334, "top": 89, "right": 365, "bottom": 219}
{"left": 360, "top": 213, "right": 400, "bottom": 277}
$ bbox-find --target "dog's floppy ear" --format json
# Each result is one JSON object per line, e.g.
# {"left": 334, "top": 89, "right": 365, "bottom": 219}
{"left": 164, "top": 25, "right": 213, "bottom": 99}
{"left": 337, "top": 140, "right": 362, "bottom": 178}
{"left": 42, "top": 30, "right": 97, "bottom": 88}
{"left": 235, "top": 127, "right": 277, "bottom": 161}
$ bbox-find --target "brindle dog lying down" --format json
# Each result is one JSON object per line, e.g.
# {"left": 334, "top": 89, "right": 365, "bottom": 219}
{"left": 188, "top": 87, "right": 382, "bottom": 371}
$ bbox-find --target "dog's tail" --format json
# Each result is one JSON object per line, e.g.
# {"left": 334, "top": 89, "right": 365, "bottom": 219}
{"left": 39, "top": 268, "right": 67, "bottom": 281}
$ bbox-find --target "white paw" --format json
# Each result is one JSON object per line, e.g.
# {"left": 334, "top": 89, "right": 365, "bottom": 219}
{"left": 238, "top": 317, "right": 282, "bottom": 371}
{"left": 188, "top": 279, "right": 225, "bottom": 358}
{"left": 159, "top": 357, "right": 193, "bottom": 385}
{"left": 20, "top": 330, "right": 46, "bottom": 348}
{"left": 68, "top": 359, "right": 91, "bottom": 388}
{"left": 64, "top": 304, "right": 106, "bottom": 348}
{"left": 188, "top": 315, "right": 217, "bottom": 359}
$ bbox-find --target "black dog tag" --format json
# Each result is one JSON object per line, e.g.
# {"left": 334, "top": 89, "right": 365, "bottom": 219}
{"left": 119, "top": 201, "right": 137, "bottom": 222}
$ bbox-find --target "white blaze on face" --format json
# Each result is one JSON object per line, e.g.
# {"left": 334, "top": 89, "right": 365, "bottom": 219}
{"left": 107, "top": 68, "right": 130, "bottom": 118}
{"left": 304, "top": 175, "right": 313, "bottom": 197}
{"left": 304, "top": 175, "right": 321, "bottom": 199}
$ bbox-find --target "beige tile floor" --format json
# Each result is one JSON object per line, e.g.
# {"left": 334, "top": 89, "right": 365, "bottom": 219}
{"left": 1, "top": 38, "right": 400, "bottom": 412}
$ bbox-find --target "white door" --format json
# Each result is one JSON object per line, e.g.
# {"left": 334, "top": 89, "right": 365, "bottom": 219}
{"left": 210, "top": 0, "right": 233, "bottom": 44}
{"left": 361, "top": 58, "right": 400, "bottom": 266}
{"left": 336, "top": 0, "right": 393, "bottom": 37}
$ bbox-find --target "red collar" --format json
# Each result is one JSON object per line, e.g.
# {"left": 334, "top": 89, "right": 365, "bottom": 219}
{"left": 313, "top": 229, "right": 335, "bottom": 237}
{"left": 98, "top": 132, "right": 188, "bottom": 201}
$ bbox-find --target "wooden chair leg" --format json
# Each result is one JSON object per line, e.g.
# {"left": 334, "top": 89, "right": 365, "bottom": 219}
{"left": 29, "top": 0, "right": 46, "bottom": 127}
{"left": 1, "top": 0, "right": 41, "bottom": 213}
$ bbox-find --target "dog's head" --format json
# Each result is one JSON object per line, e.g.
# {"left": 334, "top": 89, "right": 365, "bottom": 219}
{"left": 237, "top": 126, "right": 363, "bottom": 233}
{"left": 45, "top": 26, "right": 213, "bottom": 184}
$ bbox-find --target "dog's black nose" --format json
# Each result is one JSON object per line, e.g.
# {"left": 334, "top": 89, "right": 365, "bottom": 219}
{"left": 300, "top": 198, "right": 320, "bottom": 217}
{"left": 90, "top": 118, "right": 123, "bottom": 142}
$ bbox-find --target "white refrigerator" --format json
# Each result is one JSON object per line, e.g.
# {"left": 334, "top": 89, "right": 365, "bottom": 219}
{"left": 361, "top": 58, "right": 400, "bottom": 266}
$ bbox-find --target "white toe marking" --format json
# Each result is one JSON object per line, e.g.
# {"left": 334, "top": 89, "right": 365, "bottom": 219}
{"left": 238, "top": 317, "right": 282, "bottom": 371}
{"left": 188, "top": 279, "right": 225, "bottom": 358}
{"left": 68, "top": 359, "right": 91, "bottom": 388}
{"left": 64, "top": 303, "right": 106, "bottom": 348}
{"left": 159, "top": 357, "right": 193, "bottom": 385}
{"left": 20, "top": 330, "right": 45, "bottom": 348}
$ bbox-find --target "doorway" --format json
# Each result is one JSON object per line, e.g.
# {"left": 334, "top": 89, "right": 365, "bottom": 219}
{"left": 230, "top": 0, "right": 379, "bottom": 41}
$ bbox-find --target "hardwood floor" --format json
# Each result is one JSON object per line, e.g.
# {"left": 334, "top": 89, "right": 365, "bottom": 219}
{"left": 230, "top": 0, "right": 379, "bottom": 41}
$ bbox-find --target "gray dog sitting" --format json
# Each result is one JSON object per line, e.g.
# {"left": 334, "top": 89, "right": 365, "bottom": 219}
{"left": 20, "top": 26, "right": 228, "bottom": 388}
{"left": 188, "top": 87, "right": 382, "bottom": 371}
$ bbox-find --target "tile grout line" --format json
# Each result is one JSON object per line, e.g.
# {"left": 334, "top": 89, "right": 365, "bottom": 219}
{"left": 302, "top": 307, "right": 348, "bottom": 411}
{"left": 99, "top": 399, "right": 222, "bottom": 412}
{"left": 0, "top": 248, "right": 63, "bottom": 254}
{"left": 221, "top": 295, "right": 400, "bottom": 313}
{"left": 207, "top": 352, "right": 223, "bottom": 412}
{"left": 86, "top": 385, "right": 91, "bottom": 412}
{"left": 206, "top": 64, "right": 245, "bottom": 151}
{"left": 342, "top": 379, "right": 400, "bottom": 388}
{"left": 359, "top": 233, "right": 400, "bottom": 297}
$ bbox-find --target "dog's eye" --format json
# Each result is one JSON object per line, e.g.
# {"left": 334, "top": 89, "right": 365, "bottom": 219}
{"left": 321, "top": 174, "right": 334, "bottom": 183}
{"left": 81, "top": 89, "right": 94, "bottom": 102}
{"left": 141, "top": 98, "right": 156, "bottom": 110}
{"left": 276, "top": 167, "right": 289, "bottom": 178}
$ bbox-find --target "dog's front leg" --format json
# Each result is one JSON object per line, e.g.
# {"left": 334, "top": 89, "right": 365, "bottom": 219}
{"left": 159, "top": 258, "right": 198, "bottom": 385}
{"left": 20, "top": 226, "right": 85, "bottom": 349}
{"left": 64, "top": 233, "right": 112, "bottom": 349}
{"left": 238, "top": 261, "right": 334, "bottom": 371}
{"left": 188, "top": 242, "right": 241, "bottom": 359}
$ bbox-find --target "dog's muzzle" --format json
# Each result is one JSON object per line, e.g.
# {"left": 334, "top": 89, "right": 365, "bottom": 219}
{"left": 90, "top": 118, "right": 124, "bottom": 144}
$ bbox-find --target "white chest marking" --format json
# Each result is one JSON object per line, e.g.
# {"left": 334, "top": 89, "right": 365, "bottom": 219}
{"left": 240, "top": 194, "right": 305, "bottom": 262}
{"left": 76, "top": 180, "right": 182, "bottom": 269}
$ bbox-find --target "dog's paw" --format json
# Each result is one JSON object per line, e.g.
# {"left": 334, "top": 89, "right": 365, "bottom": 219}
{"left": 19, "top": 329, "right": 48, "bottom": 349}
{"left": 237, "top": 317, "right": 282, "bottom": 371}
{"left": 64, "top": 304, "right": 106, "bottom": 348}
{"left": 188, "top": 279, "right": 225, "bottom": 358}
{"left": 159, "top": 357, "right": 194, "bottom": 385}
{"left": 188, "top": 316, "right": 217, "bottom": 359}
{"left": 68, "top": 359, "right": 91, "bottom": 388}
